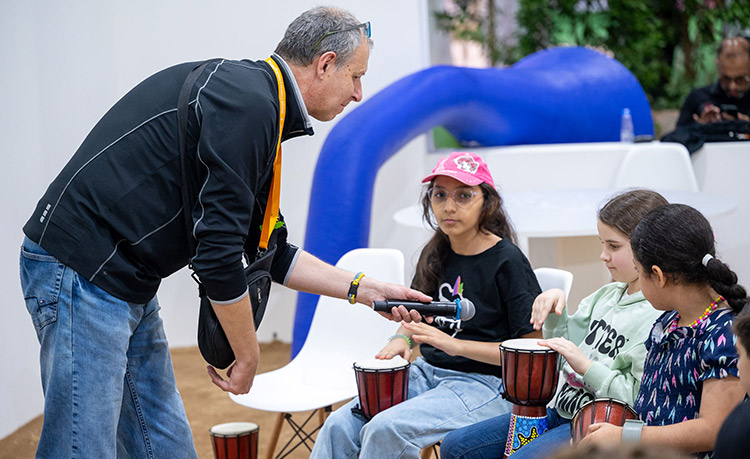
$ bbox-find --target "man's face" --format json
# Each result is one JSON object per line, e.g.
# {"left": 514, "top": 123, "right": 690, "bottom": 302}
{"left": 309, "top": 41, "right": 369, "bottom": 121}
{"left": 717, "top": 53, "right": 750, "bottom": 99}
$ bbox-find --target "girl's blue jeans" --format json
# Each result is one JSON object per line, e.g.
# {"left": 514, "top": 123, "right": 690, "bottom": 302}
{"left": 440, "top": 407, "right": 571, "bottom": 459}
{"left": 311, "top": 357, "right": 513, "bottom": 459}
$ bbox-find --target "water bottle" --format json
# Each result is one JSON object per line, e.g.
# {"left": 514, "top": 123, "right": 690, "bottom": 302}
{"left": 620, "top": 108, "right": 634, "bottom": 143}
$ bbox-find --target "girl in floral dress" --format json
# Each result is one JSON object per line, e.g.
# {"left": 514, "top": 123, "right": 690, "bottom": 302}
{"left": 581, "top": 204, "right": 747, "bottom": 457}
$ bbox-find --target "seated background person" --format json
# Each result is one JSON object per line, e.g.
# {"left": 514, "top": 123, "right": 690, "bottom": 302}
{"left": 676, "top": 36, "right": 750, "bottom": 127}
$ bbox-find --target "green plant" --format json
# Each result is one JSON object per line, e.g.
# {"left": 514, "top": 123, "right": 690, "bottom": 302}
{"left": 434, "top": 0, "right": 750, "bottom": 108}
{"left": 434, "top": 0, "right": 502, "bottom": 64}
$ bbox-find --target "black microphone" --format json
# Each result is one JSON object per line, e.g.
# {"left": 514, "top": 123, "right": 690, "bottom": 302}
{"left": 372, "top": 298, "right": 475, "bottom": 321}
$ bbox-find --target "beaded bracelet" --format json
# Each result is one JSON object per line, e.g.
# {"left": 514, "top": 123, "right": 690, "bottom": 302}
{"left": 348, "top": 272, "right": 366, "bottom": 304}
{"left": 389, "top": 334, "right": 413, "bottom": 349}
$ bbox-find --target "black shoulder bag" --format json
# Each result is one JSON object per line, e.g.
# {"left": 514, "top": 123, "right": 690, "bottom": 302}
{"left": 177, "top": 58, "right": 286, "bottom": 369}
{"left": 661, "top": 120, "right": 750, "bottom": 154}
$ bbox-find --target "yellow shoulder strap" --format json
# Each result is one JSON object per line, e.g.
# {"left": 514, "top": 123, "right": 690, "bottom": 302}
{"left": 259, "top": 57, "right": 286, "bottom": 251}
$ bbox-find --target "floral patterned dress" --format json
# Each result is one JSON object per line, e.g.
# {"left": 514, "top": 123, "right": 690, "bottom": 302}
{"left": 634, "top": 307, "right": 738, "bottom": 425}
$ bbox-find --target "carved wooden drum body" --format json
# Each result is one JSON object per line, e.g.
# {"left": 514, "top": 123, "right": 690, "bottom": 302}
{"left": 499, "top": 339, "right": 560, "bottom": 457}
{"left": 571, "top": 398, "right": 638, "bottom": 444}
{"left": 209, "top": 422, "right": 259, "bottom": 459}
{"left": 352, "top": 356, "right": 410, "bottom": 420}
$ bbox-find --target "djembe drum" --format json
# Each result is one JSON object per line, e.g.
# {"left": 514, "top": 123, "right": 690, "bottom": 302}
{"left": 499, "top": 339, "right": 559, "bottom": 458}
{"left": 571, "top": 398, "right": 638, "bottom": 443}
{"left": 351, "top": 356, "right": 410, "bottom": 420}
{"left": 209, "top": 422, "right": 259, "bottom": 459}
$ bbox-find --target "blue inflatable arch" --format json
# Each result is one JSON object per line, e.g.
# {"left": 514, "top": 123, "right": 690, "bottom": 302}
{"left": 292, "top": 46, "right": 653, "bottom": 355}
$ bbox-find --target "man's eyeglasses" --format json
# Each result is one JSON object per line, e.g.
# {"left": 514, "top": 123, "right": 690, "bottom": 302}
{"left": 719, "top": 74, "right": 750, "bottom": 88}
{"left": 312, "top": 22, "right": 371, "bottom": 52}
{"left": 429, "top": 187, "right": 480, "bottom": 208}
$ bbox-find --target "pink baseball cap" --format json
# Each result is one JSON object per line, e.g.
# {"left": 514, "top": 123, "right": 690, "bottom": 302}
{"left": 421, "top": 151, "right": 495, "bottom": 188}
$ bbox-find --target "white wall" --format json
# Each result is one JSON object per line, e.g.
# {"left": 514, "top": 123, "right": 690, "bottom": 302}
{"left": 0, "top": 0, "right": 430, "bottom": 440}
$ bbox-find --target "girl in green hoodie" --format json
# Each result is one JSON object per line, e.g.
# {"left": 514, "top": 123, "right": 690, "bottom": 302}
{"left": 440, "top": 189, "right": 668, "bottom": 459}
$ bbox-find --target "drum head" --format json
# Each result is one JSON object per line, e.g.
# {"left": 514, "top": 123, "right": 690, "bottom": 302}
{"left": 210, "top": 422, "right": 259, "bottom": 437}
{"left": 500, "top": 338, "right": 549, "bottom": 351}
{"left": 354, "top": 355, "right": 409, "bottom": 370}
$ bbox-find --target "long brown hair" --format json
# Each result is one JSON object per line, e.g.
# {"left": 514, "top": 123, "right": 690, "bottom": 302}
{"left": 598, "top": 189, "right": 669, "bottom": 237}
{"left": 411, "top": 181, "right": 516, "bottom": 293}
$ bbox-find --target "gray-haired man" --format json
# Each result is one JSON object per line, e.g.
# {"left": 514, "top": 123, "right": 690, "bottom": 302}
{"left": 20, "top": 6, "right": 429, "bottom": 457}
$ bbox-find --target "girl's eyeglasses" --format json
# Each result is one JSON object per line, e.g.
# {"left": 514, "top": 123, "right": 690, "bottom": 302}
{"left": 429, "top": 187, "right": 479, "bottom": 208}
{"left": 312, "top": 22, "right": 371, "bottom": 51}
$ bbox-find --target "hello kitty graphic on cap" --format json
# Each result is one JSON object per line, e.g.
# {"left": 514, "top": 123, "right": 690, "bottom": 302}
{"left": 421, "top": 151, "right": 495, "bottom": 188}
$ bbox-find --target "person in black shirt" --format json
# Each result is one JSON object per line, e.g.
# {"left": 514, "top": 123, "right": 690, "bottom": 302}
{"left": 311, "top": 151, "right": 542, "bottom": 458}
{"left": 676, "top": 36, "right": 750, "bottom": 127}
{"left": 712, "top": 310, "right": 750, "bottom": 459}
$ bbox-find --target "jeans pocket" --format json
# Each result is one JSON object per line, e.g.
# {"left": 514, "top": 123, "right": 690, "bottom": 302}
{"left": 20, "top": 245, "right": 64, "bottom": 332}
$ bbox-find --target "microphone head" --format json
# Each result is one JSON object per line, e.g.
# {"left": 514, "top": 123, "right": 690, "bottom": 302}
{"left": 459, "top": 298, "right": 476, "bottom": 320}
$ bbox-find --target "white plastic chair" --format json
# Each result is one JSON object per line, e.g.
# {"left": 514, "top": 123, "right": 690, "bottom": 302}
{"left": 614, "top": 143, "right": 699, "bottom": 191}
{"left": 533, "top": 267, "right": 574, "bottom": 413}
{"left": 534, "top": 267, "right": 574, "bottom": 301}
{"left": 229, "top": 248, "right": 404, "bottom": 459}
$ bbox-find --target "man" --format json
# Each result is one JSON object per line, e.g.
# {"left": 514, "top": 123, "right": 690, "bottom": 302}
{"left": 677, "top": 36, "right": 750, "bottom": 126}
{"left": 20, "top": 6, "right": 429, "bottom": 458}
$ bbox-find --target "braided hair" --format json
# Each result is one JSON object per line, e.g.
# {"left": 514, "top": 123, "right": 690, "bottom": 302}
{"left": 630, "top": 203, "right": 748, "bottom": 312}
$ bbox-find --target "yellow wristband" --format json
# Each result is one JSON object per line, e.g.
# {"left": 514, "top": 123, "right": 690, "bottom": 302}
{"left": 348, "top": 272, "right": 365, "bottom": 304}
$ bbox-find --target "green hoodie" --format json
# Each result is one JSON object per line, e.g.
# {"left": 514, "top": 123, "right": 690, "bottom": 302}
{"left": 543, "top": 282, "right": 662, "bottom": 419}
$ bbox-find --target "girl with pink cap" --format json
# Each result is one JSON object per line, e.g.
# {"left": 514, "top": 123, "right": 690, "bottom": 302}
{"left": 312, "top": 151, "right": 542, "bottom": 458}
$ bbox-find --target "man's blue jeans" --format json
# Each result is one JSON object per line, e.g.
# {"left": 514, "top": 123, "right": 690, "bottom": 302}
{"left": 19, "top": 237, "right": 197, "bottom": 459}
{"left": 440, "top": 407, "right": 571, "bottom": 459}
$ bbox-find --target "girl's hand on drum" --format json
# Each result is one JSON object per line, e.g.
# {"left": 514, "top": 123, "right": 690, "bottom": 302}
{"left": 578, "top": 423, "right": 622, "bottom": 448}
{"left": 403, "top": 321, "right": 458, "bottom": 356}
{"left": 376, "top": 337, "right": 411, "bottom": 361}
{"left": 538, "top": 337, "right": 592, "bottom": 375}
{"left": 530, "top": 289, "right": 566, "bottom": 330}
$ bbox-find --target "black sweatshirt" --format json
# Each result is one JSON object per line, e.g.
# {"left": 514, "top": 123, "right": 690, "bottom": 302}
{"left": 676, "top": 81, "right": 750, "bottom": 127}
{"left": 24, "top": 55, "right": 313, "bottom": 304}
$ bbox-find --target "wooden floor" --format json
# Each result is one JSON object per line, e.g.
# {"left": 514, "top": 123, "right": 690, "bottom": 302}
{"left": 0, "top": 342, "right": 344, "bottom": 459}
